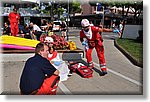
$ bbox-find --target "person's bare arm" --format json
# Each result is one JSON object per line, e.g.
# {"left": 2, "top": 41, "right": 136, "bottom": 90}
{"left": 53, "top": 70, "right": 59, "bottom": 75}
{"left": 50, "top": 61, "right": 54, "bottom": 64}
{"left": 49, "top": 61, "right": 59, "bottom": 75}
{"left": 99, "top": 27, "right": 121, "bottom": 38}
{"left": 98, "top": 28, "right": 113, "bottom": 32}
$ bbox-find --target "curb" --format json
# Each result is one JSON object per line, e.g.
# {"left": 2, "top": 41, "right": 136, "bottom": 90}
{"left": 114, "top": 40, "right": 143, "bottom": 68}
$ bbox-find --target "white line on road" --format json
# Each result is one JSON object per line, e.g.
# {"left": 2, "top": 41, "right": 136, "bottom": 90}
{"left": 58, "top": 58, "right": 142, "bottom": 94}
{"left": 93, "top": 62, "right": 142, "bottom": 86}
{"left": 58, "top": 82, "right": 72, "bottom": 95}
{"left": 107, "top": 68, "right": 142, "bottom": 86}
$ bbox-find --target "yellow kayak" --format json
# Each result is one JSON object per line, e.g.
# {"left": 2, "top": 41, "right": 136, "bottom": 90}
{"left": 0, "top": 35, "right": 40, "bottom": 47}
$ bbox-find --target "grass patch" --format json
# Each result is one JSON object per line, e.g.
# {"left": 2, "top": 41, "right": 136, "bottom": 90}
{"left": 117, "top": 38, "right": 143, "bottom": 63}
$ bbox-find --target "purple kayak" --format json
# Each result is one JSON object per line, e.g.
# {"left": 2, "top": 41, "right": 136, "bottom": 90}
{"left": 0, "top": 44, "right": 35, "bottom": 50}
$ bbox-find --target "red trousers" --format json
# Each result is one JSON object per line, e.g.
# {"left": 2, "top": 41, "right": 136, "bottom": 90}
{"left": 36, "top": 75, "right": 60, "bottom": 95}
{"left": 10, "top": 22, "right": 19, "bottom": 36}
{"left": 85, "top": 40, "right": 106, "bottom": 69}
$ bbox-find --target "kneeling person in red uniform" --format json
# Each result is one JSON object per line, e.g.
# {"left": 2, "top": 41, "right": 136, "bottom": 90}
{"left": 20, "top": 43, "right": 59, "bottom": 95}
{"left": 80, "top": 19, "right": 119, "bottom": 75}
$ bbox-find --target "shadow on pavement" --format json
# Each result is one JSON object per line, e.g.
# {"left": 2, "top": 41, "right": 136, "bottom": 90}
{"left": 92, "top": 68, "right": 105, "bottom": 76}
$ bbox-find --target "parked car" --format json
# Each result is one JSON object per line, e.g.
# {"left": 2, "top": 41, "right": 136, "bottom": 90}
{"left": 52, "top": 21, "right": 62, "bottom": 31}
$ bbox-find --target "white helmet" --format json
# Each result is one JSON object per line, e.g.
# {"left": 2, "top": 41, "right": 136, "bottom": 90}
{"left": 81, "top": 19, "right": 90, "bottom": 27}
{"left": 44, "top": 36, "right": 54, "bottom": 43}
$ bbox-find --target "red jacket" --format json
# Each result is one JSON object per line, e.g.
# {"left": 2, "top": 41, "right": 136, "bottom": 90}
{"left": 9, "top": 12, "right": 20, "bottom": 23}
{"left": 80, "top": 26, "right": 101, "bottom": 42}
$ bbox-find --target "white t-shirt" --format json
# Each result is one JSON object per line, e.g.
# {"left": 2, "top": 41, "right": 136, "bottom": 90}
{"left": 119, "top": 24, "right": 123, "bottom": 31}
{"left": 33, "top": 24, "right": 42, "bottom": 32}
{"left": 48, "top": 52, "right": 70, "bottom": 82}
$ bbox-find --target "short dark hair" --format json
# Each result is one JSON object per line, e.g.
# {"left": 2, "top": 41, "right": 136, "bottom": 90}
{"left": 4, "top": 22, "right": 8, "bottom": 25}
{"left": 35, "top": 43, "right": 47, "bottom": 54}
{"left": 49, "top": 45, "right": 55, "bottom": 51}
{"left": 13, "top": 8, "right": 17, "bottom": 11}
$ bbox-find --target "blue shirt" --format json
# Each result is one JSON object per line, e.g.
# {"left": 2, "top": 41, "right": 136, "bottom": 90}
{"left": 20, "top": 54, "right": 56, "bottom": 94}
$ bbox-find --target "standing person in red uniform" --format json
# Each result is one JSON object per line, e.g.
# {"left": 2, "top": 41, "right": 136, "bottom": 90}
{"left": 80, "top": 19, "right": 120, "bottom": 75}
{"left": 8, "top": 8, "right": 20, "bottom": 36}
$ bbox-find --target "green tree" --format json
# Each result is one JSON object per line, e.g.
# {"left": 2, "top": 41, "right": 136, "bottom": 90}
{"left": 90, "top": 0, "right": 143, "bottom": 39}
{"left": 70, "top": 1, "right": 81, "bottom": 16}
{"left": 110, "top": 1, "right": 143, "bottom": 38}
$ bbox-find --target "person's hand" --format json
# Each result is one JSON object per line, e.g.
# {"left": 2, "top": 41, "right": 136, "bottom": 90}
{"left": 50, "top": 61, "right": 54, "bottom": 64}
{"left": 54, "top": 61, "right": 62, "bottom": 66}
{"left": 113, "top": 29, "right": 120, "bottom": 33}
{"left": 82, "top": 41, "right": 88, "bottom": 46}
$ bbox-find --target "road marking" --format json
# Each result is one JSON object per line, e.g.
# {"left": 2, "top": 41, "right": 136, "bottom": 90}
{"left": 58, "top": 58, "right": 142, "bottom": 94}
{"left": 93, "top": 62, "right": 142, "bottom": 86}
{"left": 107, "top": 68, "right": 142, "bottom": 86}
{"left": 58, "top": 82, "right": 72, "bottom": 95}
{"left": 82, "top": 58, "right": 142, "bottom": 86}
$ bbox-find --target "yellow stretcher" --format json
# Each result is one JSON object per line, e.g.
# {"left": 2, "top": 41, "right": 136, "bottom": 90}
{"left": 0, "top": 35, "right": 40, "bottom": 47}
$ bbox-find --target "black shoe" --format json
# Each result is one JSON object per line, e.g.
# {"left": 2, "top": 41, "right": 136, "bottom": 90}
{"left": 101, "top": 71, "right": 107, "bottom": 76}
{"left": 68, "top": 72, "right": 73, "bottom": 77}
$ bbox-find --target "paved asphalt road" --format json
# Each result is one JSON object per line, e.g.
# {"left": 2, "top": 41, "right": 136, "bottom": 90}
{"left": 1, "top": 30, "right": 143, "bottom": 95}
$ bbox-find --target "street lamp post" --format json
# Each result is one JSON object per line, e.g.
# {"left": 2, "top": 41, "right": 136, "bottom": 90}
{"left": 49, "top": 0, "right": 54, "bottom": 21}
{"left": 96, "top": 3, "right": 104, "bottom": 26}
{"left": 66, "top": 0, "right": 69, "bottom": 41}
{"left": 102, "top": 6, "right": 104, "bottom": 26}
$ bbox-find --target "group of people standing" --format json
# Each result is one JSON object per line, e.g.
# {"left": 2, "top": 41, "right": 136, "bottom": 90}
{"left": 2, "top": 8, "right": 20, "bottom": 36}
{"left": 2, "top": 7, "right": 67, "bottom": 41}
{"left": 2, "top": 8, "right": 39, "bottom": 39}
